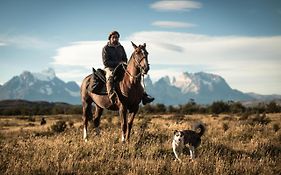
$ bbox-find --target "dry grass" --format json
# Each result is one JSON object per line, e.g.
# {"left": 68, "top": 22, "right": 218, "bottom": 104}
{"left": 0, "top": 113, "right": 280, "bottom": 175}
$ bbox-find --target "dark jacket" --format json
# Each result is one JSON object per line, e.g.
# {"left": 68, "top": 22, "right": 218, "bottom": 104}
{"left": 102, "top": 42, "right": 127, "bottom": 68}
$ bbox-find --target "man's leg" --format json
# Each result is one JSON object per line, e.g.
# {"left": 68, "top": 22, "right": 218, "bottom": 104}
{"left": 105, "top": 68, "right": 116, "bottom": 104}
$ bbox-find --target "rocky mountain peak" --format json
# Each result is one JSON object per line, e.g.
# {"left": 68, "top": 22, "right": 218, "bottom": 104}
{"left": 33, "top": 68, "right": 56, "bottom": 81}
{"left": 0, "top": 68, "right": 80, "bottom": 104}
{"left": 1, "top": 69, "right": 278, "bottom": 105}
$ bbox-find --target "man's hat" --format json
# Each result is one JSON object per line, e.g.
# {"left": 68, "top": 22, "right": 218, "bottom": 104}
{"left": 108, "top": 31, "right": 120, "bottom": 40}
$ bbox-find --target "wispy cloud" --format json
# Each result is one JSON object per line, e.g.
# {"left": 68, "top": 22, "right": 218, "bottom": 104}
{"left": 150, "top": 0, "right": 202, "bottom": 11}
{"left": 52, "top": 31, "right": 281, "bottom": 94}
{"left": 0, "top": 42, "right": 7, "bottom": 46}
{"left": 0, "top": 35, "right": 52, "bottom": 49}
{"left": 152, "top": 21, "right": 196, "bottom": 28}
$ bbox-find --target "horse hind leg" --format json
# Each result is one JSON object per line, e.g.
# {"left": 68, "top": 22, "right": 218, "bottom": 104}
{"left": 82, "top": 100, "right": 93, "bottom": 142}
{"left": 93, "top": 105, "right": 103, "bottom": 136}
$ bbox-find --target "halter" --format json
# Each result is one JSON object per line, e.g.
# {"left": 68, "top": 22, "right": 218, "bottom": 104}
{"left": 123, "top": 47, "right": 148, "bottom": 79}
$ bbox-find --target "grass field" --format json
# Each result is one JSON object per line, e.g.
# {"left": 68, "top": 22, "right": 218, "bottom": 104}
{"left": 0, "top": 113, "right": 280, "bottom": 175}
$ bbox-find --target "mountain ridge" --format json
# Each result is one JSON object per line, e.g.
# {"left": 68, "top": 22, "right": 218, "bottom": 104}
{"left": 0, "top": 68, "right": 80, "bottom": 104}
{"left": 0, "top": 69, "right": 280, "bottom": 105}
{"left": 145, "top": 72, "right": 255, "bottom": 105}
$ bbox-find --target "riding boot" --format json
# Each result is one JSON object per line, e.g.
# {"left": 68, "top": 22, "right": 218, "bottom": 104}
{"left": 142, "top": 92, "right": 154, "bottom": 105}
{"left": 106, "top": 77, "right": 116, "bottom": 104}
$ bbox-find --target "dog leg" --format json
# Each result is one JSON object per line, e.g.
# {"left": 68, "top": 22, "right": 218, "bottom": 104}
{"left": 189, "top": 146, "right": 195, "bottom": 159}
{"left": 172, "top": 143, "right": 182, "bottom": 162}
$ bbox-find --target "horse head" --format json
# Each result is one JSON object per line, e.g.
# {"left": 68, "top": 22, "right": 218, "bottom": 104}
{"left": 131, "top": 41, "right": 150, "bottom": 75}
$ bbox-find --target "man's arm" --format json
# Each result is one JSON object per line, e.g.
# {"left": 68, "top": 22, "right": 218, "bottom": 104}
{"left": 121, "top": 46, "right": 127, "bottom": 63}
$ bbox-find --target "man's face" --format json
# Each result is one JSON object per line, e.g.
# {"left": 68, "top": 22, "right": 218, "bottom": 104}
{"left": 110, "top": 34, "right": 119, "bottom": 45}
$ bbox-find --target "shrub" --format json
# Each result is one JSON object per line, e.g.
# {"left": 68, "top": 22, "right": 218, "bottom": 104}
{"left": 222, "top": 123, "right": 229, "bottom": 132}
{"left": 68, "top": 120, "right": 74, "bottom": 128}
{"left": 50, "top": 120, "right": 67, "bottom": 133}
{"left": 28, "top": 116, "right": 36, "bottom": 122}
{"left": 251, "top": 113, "right": 270, "bottom": 125}
{"left": 209, "top": 101, "right": 230, "bottom": 114}
{"left": 229, "top": 102, "right": 246, "bottom": 113}
{"left": 266, "top": 101, "right": 280, "bottom": 113}
{"left": 272, "top": 123, "right": 280, "bottom": 132}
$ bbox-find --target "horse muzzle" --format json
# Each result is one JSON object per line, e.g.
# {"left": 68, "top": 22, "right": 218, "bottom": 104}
{"left": 142, "top": 65, "right": 149, "bottom": 74}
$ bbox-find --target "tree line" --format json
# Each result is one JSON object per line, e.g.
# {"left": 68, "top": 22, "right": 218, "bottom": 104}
{"left": 140, "top": 100, "right": 281, "bottom": 115}
{"left": 0, "top": 99, "right": 280, "bottom": 115}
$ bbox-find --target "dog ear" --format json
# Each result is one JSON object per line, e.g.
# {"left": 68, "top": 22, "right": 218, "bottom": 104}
{"left": 174, "top": 130, "right": 178, "bottom": 134}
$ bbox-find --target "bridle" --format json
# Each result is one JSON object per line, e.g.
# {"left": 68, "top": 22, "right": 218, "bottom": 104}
{"left": 123, "top": 46, "right": 149, "bottom": 79}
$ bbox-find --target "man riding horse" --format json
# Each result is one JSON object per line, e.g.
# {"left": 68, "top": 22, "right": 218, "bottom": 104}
{"left": 81, "top": 34, "right": 153, "bottom": 142}
{"left": 102, "top": 31, "right": 154, "bottom": 105}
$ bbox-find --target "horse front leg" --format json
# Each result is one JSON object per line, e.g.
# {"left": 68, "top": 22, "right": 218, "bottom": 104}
{"left": 126, "top": 111, "right": 138, "bottom": 141}
{"left": 119, "top": 107, "right": 128, "bottom": 143}
{"left": 93, "top": 105, "right": 103, "bottom": 136}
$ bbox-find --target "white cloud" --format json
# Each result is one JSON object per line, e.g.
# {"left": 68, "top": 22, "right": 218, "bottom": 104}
{"left": 0, "top": 42, "right": 7, "bottom": 46}
{"left": 150, "top": 0, "right": 202, "bottom": 11}
{"left": 52, "top": 31, "right": 281, "bottom": 94}
{"left": 0, "top": 35, "right": 52, "bottom": 49}
{"left": 152, "top": 21, "right": 196, "bottom": 28}
{"left": 52, "top": 41, "right": 105, "bottom": 67}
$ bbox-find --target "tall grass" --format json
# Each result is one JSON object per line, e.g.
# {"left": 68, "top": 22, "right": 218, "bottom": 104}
{"left": 0, "top": 113, "right": 280, "bottom": 174}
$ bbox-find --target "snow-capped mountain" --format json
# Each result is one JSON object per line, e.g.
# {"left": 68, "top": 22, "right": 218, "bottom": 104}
{"left": 0, "top": 68, "right": 80, "bottom": 104}
{"left": 171, "top": 72, "right": 230, "bottom": 94}
{"left": 145, "top": 72, "right": 255, "bottom": 105}
{"left": 0, "top": 69, "right": 279, "bottom": 105}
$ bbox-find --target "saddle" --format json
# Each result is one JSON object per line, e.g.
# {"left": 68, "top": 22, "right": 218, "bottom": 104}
{"left": 88, "top": 63, "right": 127, "bottom": 95}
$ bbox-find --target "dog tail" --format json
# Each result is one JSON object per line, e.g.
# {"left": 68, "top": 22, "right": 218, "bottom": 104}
{"left": 193, "top": 123, "right": 205, "bottom": 137}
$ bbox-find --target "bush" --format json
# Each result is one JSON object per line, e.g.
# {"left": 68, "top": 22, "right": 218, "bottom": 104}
{"left": 229, "top": 102, "right": 245, "bottom": 114}
{"left": 222, "top": 123, "right": 229, "bottom": 132}
{"left": 209, "top": 101, "right": 230, "bottom": 114}
{"left": 251, "top": 113, "right": 270, "bottom": 125}
{"left": 50, "top": 121, "right": 67, "bottom": 133}
{"left": 272, "top": 123, "right": 279, "bottom": 132}
{"left": 266, "top": 101, "right": 280, "bottom": 113}
{"left": 68, "top": 120, "right": 74, "bottom": 128}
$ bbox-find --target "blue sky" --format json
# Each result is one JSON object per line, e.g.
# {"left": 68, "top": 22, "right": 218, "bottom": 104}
{"left": 1, "top": 0, "right": 281, "bottom": 95}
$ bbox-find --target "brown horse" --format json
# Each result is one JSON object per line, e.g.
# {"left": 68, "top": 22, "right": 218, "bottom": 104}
{"left": 80, "top": 42, "right": 150, "bottom": 142}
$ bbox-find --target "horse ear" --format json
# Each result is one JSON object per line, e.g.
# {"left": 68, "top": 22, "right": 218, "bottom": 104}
{"left": 131, "top": 41, "right": 137, "bottom": 49}
{"left": 143, "top": 43, "right": 146, "bottom": 48}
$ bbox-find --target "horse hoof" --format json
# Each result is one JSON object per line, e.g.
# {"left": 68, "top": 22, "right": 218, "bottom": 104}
{"left": 95, "top": 128, "right": 100, "bottom": 136}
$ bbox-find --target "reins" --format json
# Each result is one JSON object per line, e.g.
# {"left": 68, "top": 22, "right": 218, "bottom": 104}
{"left": 122, "top": 54, "right": 146, "bottom": 80}
{"left": 122, "top": 63, "right": 143, "bottom": 79}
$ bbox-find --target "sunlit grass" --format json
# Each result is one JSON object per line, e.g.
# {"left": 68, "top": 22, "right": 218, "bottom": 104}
{"left": 0, "top": 113, "right": 280, "bottom": 174}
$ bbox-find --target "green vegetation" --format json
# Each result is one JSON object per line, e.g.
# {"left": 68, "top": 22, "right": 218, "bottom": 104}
{"left": 1, "top": 99, "right": 280, "bottom": 116}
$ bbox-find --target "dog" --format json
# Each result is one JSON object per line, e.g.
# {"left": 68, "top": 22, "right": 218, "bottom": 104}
{"left": 172, "top": 123, "right": 205, "bottom": 161}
